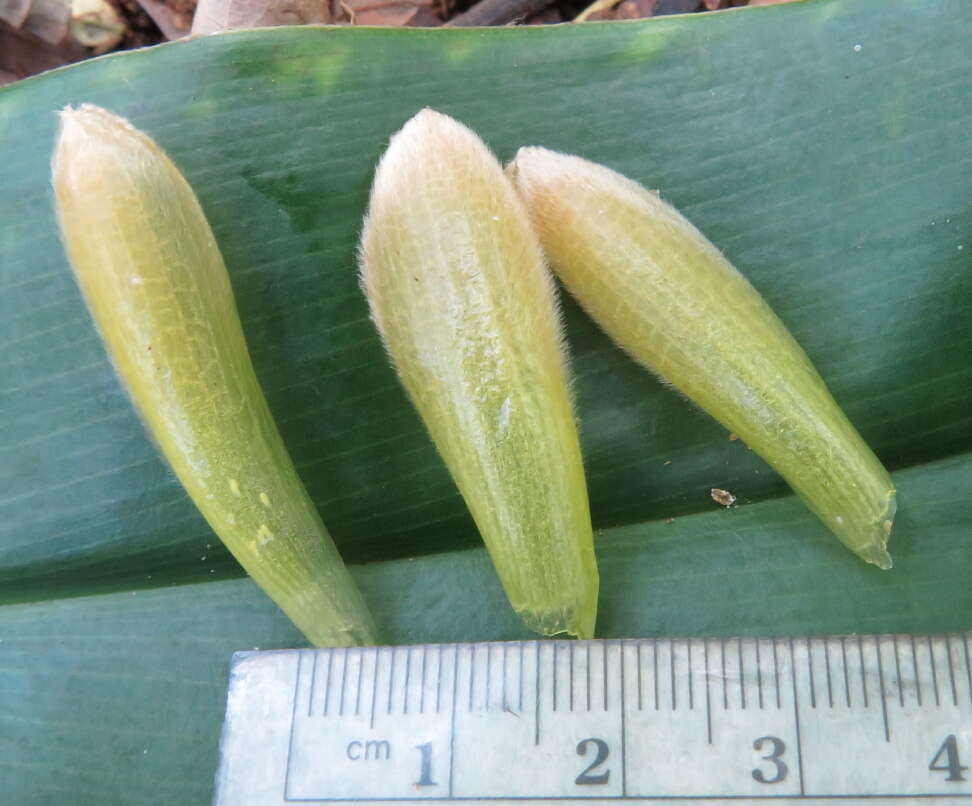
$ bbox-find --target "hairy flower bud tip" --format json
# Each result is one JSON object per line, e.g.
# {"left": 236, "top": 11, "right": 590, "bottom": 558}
{"left": 510, "top": 147, "right": 895, "bottom": 569}
{"left": 53, "top": 104, "right": 377, "bottom": 646}
{"left": 360, "top": 111, "right": 598, "bottom": 637}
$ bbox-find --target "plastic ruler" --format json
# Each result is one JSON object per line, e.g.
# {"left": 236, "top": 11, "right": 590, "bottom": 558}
{"left": 213, "top": 634, "right": 972, "bottom": 805}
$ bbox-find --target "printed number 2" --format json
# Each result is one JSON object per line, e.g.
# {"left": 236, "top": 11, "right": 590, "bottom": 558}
{"left": 752, "top": 736, "right": 788, "bottom": 784}
{"left": 929, "top": 735, "right": 968, "bottom": 782}
{"left": 575, "top": 738, "right": 610, "bottom": 785}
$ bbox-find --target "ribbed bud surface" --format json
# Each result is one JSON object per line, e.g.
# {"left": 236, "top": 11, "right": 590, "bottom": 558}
{"left": 511, "top": 147, "right": 895, "bottom": 568}
{"left": 53, "top": 104, "right": 377, "bottom": 646}
{"left": 360, "top": 111, "right": 598, "bottom": 636}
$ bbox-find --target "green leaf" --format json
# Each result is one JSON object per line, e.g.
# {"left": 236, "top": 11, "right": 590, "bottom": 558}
{"left": 0, "top": 0, "right": 969, "bottom": 802}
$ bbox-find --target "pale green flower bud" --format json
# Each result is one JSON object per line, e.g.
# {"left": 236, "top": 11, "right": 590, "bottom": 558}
{"left": 359, "top": 110, "right": 598, "bottom": 637}
{"left": 53, "top": 104, "right": 377, "bottom": 646}
{"left": 510, "top": 147, "right": 895, "bottom": 569}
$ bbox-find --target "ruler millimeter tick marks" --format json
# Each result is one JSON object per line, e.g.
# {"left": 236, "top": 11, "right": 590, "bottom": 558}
{"left": 213, "top": 634, "right": 972, "bottom": 806}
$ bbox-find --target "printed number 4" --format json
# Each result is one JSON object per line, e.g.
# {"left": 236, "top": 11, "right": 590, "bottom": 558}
{"left": 929, "top": 735, "right": 968, "bottom": 782}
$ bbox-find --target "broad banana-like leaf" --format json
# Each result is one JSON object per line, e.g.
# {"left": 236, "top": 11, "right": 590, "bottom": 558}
{"left": 0, "top": 0, "right": 969, "bottom": 802}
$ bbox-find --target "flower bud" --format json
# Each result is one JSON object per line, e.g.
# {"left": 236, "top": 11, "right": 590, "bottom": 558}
{"left": 510, "top": 147, "right": 895, "bottom": 568}
{"left": 359, "top": 110, "right": 598, "bottom": 636}
{"left": 53, "top": 104, "right": 377, "bottom": 646}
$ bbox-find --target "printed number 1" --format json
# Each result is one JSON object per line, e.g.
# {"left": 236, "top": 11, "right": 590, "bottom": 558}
{"left": 415, "top": 742, "right": 437, "bottom": 787}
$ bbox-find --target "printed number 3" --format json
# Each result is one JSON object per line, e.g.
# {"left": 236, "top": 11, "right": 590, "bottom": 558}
{"left": 575, "top": 738, "right": 610, "bottom": 785}
{"left": 752, "top": 736, "right": 788, "bottom": 784}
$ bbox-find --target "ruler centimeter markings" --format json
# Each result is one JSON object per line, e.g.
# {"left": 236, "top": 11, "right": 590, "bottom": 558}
{"left": 213, "top": 635, "right": 972, "bottom": 806}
